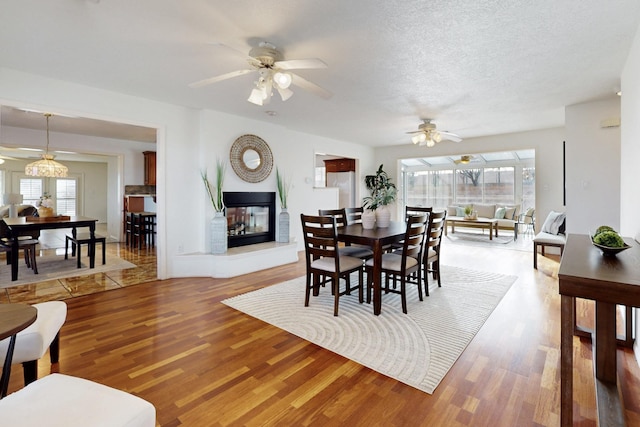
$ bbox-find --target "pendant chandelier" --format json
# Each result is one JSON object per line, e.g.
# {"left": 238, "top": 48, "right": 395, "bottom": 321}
{"left": 25, "top": 113, "right": 68, "bottom": 177}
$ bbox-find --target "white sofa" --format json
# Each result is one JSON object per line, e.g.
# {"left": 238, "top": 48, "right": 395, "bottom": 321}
{"left": 446, "top": 203, "right": 522, "bottom": 233}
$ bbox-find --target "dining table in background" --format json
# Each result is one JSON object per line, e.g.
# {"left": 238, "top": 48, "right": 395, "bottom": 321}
{"left": 337, "top": 221, "right": 406, "bottom": 315}
{"left": 3, "top": 216, "right": 99, "bottom": 281}
{"left": 0, "top": 303, "right": 37, "bottom": 398}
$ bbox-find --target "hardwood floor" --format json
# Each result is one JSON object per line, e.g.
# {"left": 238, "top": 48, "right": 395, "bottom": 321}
{"left": 4, "top": 235, "right": 640, "bottom": 426}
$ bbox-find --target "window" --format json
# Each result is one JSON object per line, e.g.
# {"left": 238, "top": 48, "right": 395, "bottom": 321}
{"left": 18, "top": 176, "right": 78, "bottom": 216}
{"left": 404, "top": 170, "right": 453, "bottom": 208}
{"left": 456, "top": 168, "right": 483, "bottom": 205}
{"left": 483, "top": 167, "right": 515, "bottom": 204}
{"left": 19, "top": 178, "right": 44, "bottom": 206}
{"left": 400, "top": 150, "right": 535, "bottom": 212}
{"left": 56, "top": 178, "right": 77, "bottom": 216}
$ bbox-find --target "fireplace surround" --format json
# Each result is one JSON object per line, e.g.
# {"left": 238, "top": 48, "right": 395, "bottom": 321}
{"left": 223, "top": 192, "right": 276, "bottom": 248}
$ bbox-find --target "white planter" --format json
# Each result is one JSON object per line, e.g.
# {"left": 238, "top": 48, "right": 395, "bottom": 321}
{"left": 277, "top": 208, "right": 290, "bottom": 243}
{"left": 362, "top": 209, "right": 376, "bottom": 229}
{"left": 211, "top": 211, "right": 228, "bottom": 254}
{"left": 376, "top": 206, "right": 391, "bottom": 228}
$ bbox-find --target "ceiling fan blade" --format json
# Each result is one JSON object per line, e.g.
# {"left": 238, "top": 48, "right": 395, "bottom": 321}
{"left": 290, "top": 73, "right": 332, "bottom": 99}
{"left": 275, "top": 58, "right": 328, "bottom": 70}
{"left": 210, "top": 42, "right": 263, "bottom": 67}
{"left": 188, "top": 69, "right": 254, "bottom": 88}
{"left": 440, "top": 131, "right": 462, "bottom": 142}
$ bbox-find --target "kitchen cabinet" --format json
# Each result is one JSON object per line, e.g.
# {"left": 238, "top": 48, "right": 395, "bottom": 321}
{"left": 324, "top": 158, "right": 355, "bottom": 173}
{"left": 143, "top": 151, "right": 156, "bottom": 185}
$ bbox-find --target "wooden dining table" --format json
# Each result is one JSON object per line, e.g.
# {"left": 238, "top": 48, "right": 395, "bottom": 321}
{"left": 3, "top": 216, "right": 98, "bottom": 281}
{"left": 558, "top": 233, "right": 640, "bottom": 426}
{"left": 337, "top": 221, "right": 406, "bottom": 315}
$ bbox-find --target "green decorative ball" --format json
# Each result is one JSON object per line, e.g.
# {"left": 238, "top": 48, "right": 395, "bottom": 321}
{"left": 594, "top": 225, "right": 615, "bottom": 237}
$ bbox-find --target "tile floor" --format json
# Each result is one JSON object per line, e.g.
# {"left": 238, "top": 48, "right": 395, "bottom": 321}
{"left": 0, "top": 225, "right": 157, "bottom": 305}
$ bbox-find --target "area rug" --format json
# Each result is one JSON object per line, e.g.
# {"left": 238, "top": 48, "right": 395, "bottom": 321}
{"left": 0, "top": 254, "right": 136, "bottom": 288}
{"left": 222, "top": 266, "right": 517, "bottom": 394}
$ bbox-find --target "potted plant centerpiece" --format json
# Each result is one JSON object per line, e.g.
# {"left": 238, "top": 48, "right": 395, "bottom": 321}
{"left": 362, "top": 164, "right": 397, "bottom": 228}
{"left": 276, "top": 167, "right": 292, "bottom": 243}
{"left": 201, "top": 158, "right": 227, "bottom": 254}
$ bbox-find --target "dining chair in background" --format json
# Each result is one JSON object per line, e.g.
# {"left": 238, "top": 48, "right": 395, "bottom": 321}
{"left": 345, "top": 207, "right": 364, "bottom": 224}
{"left": 422, "top": 210, "right": 447, "bottom": 296}
{"left": 0, "top": 220, "right": 39, "bottom": 275}
{"left": 319, "top": 209, "right": 373, "bottom": 260}
{"left": 301, "top": 214, "right": 364, "bottom": 316}
{"left": 365, "top": 213, "right": 428, "bottom": 314}
{"left": 389, "top": 205, "right": 433, "bottom": 252}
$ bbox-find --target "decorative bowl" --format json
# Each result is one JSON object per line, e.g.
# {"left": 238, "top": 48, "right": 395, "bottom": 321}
{"left": 591, "top": 236, "right": 632, "bottom": 256}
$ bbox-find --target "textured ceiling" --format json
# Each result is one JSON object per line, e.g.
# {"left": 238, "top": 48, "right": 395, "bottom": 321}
{"left": 0, "top": 0, "right": 638, "bottom": 147}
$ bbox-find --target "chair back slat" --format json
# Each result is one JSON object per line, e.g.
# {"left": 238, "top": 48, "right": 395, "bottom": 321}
{"left": 405, "top": 206, "right": 433, "bottom": 221}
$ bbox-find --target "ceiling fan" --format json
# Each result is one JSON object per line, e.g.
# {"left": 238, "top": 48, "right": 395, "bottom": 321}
{"left": 453, "top": 155, "right": 475, "bottom": 165}
{"left": 189, "top": 41, "right": 332, "bottom": 106}
{"left": 407, "top": 119, "right": 462, "bottom": 147}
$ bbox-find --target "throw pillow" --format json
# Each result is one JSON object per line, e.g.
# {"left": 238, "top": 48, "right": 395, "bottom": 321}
{"left": 541, "top": 211, "right": 566, "bottom": 235}
{"left": 447, "top": 206, "right": 458, "bottom": 217}
{"left": 456, "top": 206, "right": 466, "bottom": 217}
{"left": 494, "top": 207, "right": 506, "bottom": 219}
{"left": 504, "top": 206, "right": 516, "bottom": 220}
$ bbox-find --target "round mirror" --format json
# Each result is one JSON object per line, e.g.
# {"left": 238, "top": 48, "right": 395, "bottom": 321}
{"left": 230, "top": 134, "right": 273, "bottom": 183}
{"left": 242, "top": 149, "right": 261, "bottom": 170}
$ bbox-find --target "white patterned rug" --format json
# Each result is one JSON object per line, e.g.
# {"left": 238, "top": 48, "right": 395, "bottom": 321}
{"left": 222, "top": 266, "right": 517, "bottom": 394}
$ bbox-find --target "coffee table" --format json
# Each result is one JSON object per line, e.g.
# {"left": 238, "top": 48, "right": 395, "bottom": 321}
{"left": 445, "top": 217, "right": 499, "bottom": 240}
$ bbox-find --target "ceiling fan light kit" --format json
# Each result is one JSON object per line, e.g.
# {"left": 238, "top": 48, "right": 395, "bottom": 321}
{"left": 408, "top": 119, "right": 462, "bottom": 147}
{"left": 190, "top": 41, "right": 331, "bottom": 106}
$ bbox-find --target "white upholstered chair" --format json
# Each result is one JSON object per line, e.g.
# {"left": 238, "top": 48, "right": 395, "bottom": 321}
{"left": 0, "top": 373, "right": 156, "bottom": 427}
{"left": 0, "top": 301, "right": 67, "bottom": 385}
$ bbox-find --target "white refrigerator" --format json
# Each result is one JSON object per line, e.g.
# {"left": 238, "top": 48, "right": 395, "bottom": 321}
{"left": 326, "top": 171, "right": 356, "bottom": 209}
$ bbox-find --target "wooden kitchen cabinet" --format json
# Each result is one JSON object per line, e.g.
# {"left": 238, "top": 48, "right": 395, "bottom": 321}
{"left": 143, "top": 151, "right": 156, "bottom": 185}
{"left": 324, "top": 158, "right": 355, "bottom": 173}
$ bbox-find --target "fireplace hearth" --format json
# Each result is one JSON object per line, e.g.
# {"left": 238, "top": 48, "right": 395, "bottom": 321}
{"left": 223, "top": 192, "right": 276, "bottom": 248}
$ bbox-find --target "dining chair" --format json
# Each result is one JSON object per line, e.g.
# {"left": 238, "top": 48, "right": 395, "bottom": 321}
{"left": 0, "top": 301, "right": 67, "bottom": 386}
{"left": 301, "top": 214, "right": 364, "bottom": 316}
{"left": 422, "top": 210, "right": 447, "bottom": 296}
{"left": 0, "top": 220, "right": 39, "bottom": 274}
{"left": 319, "top": 209, "right": 373, "bottom": 260}
{"left": 389, "top": 205, "right": 433, "bottom": 252}
{"left": 365, "top": 213, "right": 428, "bottom": 314}
{"left": 345, "top": 207, "right": 364, "bottom": 224}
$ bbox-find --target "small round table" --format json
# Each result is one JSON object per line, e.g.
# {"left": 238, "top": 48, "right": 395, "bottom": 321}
{"left": 0, "top": 304, "right": 37, "bottom": 398}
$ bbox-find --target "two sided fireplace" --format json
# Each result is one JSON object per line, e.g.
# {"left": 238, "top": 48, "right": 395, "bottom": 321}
{"left": 223, "top": 192, "right": 276, "bottom": 248}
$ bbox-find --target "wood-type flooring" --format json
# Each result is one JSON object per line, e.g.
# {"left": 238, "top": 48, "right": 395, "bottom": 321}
{"left": 4, "top": 236, "right": 640, "bottom": 426}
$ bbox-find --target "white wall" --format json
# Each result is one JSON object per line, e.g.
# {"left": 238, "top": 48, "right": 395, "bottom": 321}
{"left": 0, "top": 67, "right": 376, "bottom": 279}
{"left": 373, "top": 127, "right": 566, "bottom": 227}
{"left": 621, "top": 19, "right": 640, "bottom": 364}
{"left": 197, "top": 109, "right": 376, "bottom": 253}
{"left": 565, "top": 97, "right": 621, "bottom": 234}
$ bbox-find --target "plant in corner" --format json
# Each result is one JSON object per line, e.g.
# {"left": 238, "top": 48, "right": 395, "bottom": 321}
{"left": 276, "top": 167, "right": 292, "bottom": 243}
{"left": 201, "top": 159, "right": 227, "bottom": 254}
{"left": 362, "top": 164, "right": 397, "bottom": 227}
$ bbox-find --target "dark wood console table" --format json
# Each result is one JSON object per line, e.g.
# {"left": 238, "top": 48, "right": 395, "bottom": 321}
{"left": 558, "top": 233, "right": 640, "bottom": 426}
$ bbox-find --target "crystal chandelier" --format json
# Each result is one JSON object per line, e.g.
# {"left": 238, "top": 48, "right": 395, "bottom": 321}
{"left": 25, "top": 113, "right": 69, "bottom": 177}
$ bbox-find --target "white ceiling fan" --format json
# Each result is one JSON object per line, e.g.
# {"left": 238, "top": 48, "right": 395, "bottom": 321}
{"left": 189, "top": 42, "right": 332, "bottom": 105}
{"left": 407, "top": 119, "right": 462, "bottom": 147}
